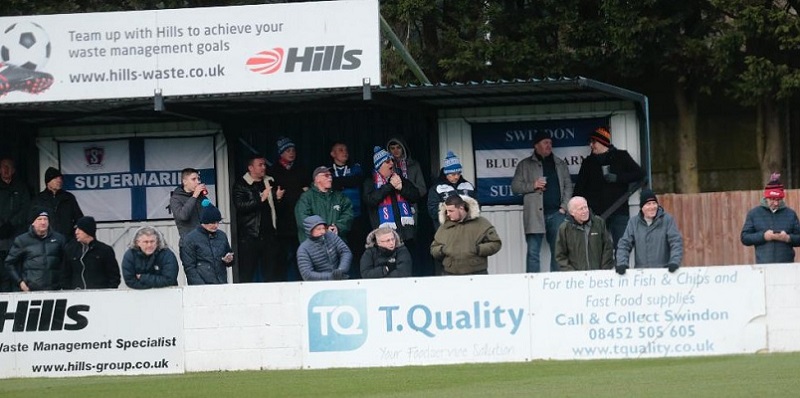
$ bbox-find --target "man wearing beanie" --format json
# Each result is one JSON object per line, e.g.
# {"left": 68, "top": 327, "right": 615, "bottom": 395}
{"left": 741, "top": 173, "right": 800, "bottom": 264}
{"left": 270, "top": 136, "right": 308, "bottom": 281}
{"left": 32, "top": 166, "right": 83, "bottom": 240}
{"left": 180, "top": 202, "right": 234, "bottom": 285}
{"left": 295, "top": 166, "right": 354, "bottom": 244}
{"left": 615, "top": 189, "right": 683, "bottom": 274}
{"left": 427, "top": 151, "right": 476, "bottom": 231}
{"left": 512, "top": 131, "right": 573, "bottom": 273}
{"left": 574, "top": 126, "right": 644, "bottom": 249}
{"left": 4, "top": 206, "right": 66, "bottom": 291}
{"left": 363, "top": 146, "right": 421, "bottom": 271}
{"left": 62, "top": 216, "right": 121, "bottom": 289}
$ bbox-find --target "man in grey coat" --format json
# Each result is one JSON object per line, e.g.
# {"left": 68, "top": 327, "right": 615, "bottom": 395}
{"left": 297, "top": 215, "right": 352, "bottom": 281}
{"left": 511, "top": 131, "right": 573, "bottom": 273}
{"left": 615, "top": 189, "right": 683, "bottom": 274}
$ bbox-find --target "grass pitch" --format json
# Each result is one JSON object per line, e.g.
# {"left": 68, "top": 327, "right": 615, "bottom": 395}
{"left": 1, "top": 353, "right": 799, "bottom": 397}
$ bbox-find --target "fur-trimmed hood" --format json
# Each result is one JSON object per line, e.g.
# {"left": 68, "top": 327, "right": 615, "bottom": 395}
{"left": 438, "top": 195, "right": 480, "bottom": 226}
{"left": 364, "top": 228, "right": 404, "bottom": 249}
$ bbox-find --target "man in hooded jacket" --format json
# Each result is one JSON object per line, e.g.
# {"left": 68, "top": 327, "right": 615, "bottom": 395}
{"left": 297, "top": 215, "right": 352, "bottom": 281}
{"left": 360, "top": 227, "right": 412, "bottom": 278}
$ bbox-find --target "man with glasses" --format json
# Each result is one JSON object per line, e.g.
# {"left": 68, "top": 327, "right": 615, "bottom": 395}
{"left": 741, "top": 173, "right": 800, "bottom": 264}
{"left": 295, "top": 166, "right": 354, "bottom": 244}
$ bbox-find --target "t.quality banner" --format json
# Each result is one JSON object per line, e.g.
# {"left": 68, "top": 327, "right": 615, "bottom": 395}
{"left": 0, "top": 0, "right": 380, "bottom": 103}
{"left": 59, "top": 136, "right": 216, "bottom": 222}
{"left": 471, "top": 117, "right": 607, "bottom": 205}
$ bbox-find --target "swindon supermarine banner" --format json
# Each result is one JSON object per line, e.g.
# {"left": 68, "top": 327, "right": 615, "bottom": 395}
{"left": 59, "top": 136, "right": 215, "bottom": 222}
{"left": 471, "top": 117, "right": 608, "bottom": 206}
{"left": 0, "top": 0, "right": 380, "bottom": 103}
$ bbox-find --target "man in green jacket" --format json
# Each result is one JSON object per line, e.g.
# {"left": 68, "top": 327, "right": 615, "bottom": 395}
{"left": 431, "top": 195, "right": 502, "bottom": 275}
{"left": 555, "top": 196, "right": 614, "bottom": 271}
{"left": 295, "top": 166, "right": 354, "bottom": 243}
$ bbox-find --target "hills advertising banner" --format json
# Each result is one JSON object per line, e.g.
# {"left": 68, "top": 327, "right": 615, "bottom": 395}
{"left": 0, "top": 0, "right": 380, "bottom": 103}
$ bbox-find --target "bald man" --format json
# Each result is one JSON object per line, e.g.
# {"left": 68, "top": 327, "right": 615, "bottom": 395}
{"left": 555, "top": 196, "right": 614, "bottom": 271}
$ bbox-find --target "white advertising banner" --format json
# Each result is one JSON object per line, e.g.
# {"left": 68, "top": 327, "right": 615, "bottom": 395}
{"left": 0, "top": 289, "right": 184, "bottom": 378}
{"left": 59, "top": 135, "right": 216, "bottom": 222}
{"left": 302, "top": 275, "right": 532, "bottom": 368}
{"left": 531, "top": 266, "right": 766, "bottom": 359}
{"left": 0, "top": 0, "right": 380, "bottom": 103}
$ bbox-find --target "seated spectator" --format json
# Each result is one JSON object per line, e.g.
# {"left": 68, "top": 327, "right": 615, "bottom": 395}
{"left": 122, "top": 226, "right": 178, "bottom": 289}
{"left": 180, "top": 202, "right": 234, "bottom": 285}
{"left": 297, "top": 215, "right": 352, "bottom": 281}
{"left": 62, "top": 216, "right": 120, "bottom": 289}
{"left": 360, "top": 227, "right": 412, "bottom": 278}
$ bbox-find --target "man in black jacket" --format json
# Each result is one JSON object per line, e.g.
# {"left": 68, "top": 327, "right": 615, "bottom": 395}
{"left": 62, "top": 216, "right": 120, "bottom": 290}
{"left": 32, "top": 167, "right": 83, "bottom": 240}
{"left": 4, "top": 207, "right": 66, "bottom": 291}
{"left": 232, "top": 155, "right": 284, "bottom": 283}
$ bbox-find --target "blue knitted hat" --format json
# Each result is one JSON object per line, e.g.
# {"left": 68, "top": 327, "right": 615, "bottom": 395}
{"left": 442, "top": 151, "right": 462, "bottom": 175}
{"left": 372, "top": 146, "right": 391, "bottom": 171}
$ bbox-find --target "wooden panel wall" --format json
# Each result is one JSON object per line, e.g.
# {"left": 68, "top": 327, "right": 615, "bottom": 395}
{"left": 659, "top": 190, "right": 800, "bottom": 266}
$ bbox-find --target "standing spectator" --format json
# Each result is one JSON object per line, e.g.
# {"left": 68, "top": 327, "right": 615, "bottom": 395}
{"left": 430, "top": 195, "right": 502, "bottom": 275}
{"left": 62, "top": 216, "right": 120, "bottom": 289}
{"left": 295, "top": 166, "right": 354, "bottom": 243}
{"left": 615, "top": 189, "right": 683, "bottom": 274}
{"left": 4, "top": 207, "right": 66, "bottom": 291}
{"left": 511, "top": 132, "right": 573, "bottom": 273}
{"left": 427, "top": 151, "right": 476, "bottom": 231}
{"left": 1, "top": 157, "right": 31, "bottom": 292}
{"left": 169, "top": 167, "right": 208, "bottom": 245}
{"left": 574, "top": 127, "right": 644, "bottom": 248}
{"left": 297, "top": 215, "right": 352, "bottom": 281}
{"left": 386, "top": 137, "right": 427, "bottom": 197}
{"left": 180, "top": 203, "right": 234, "bottom": 285}
{"left": 122, "top": 226, "right": 178, "bottom": 289}
{"left": 360, "top": 227, "right": 412, "bottom": 278}
{"left": 232, "top": 155, "right": 283, "bottom": 282}
{"left": 741, "top": 173, "right": 800, "bottom": 264}
{"left": 32, "top": 167, "right": 83, "bottom": 239}
{"left": 271, "top": 136, "right": 309, "bottom": 281}
{"left": 330, "top": 142, "right": 367, "bottom": 278}
{"left": 555, "top": 196, "right": 614, "bottom": 271}
{"left": 363, "top": 146, "right": 421, "bottom": 256}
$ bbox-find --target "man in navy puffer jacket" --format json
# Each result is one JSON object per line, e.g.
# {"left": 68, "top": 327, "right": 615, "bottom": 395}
{"left": 297, "top": 215, "right": 352, "bottom": 281}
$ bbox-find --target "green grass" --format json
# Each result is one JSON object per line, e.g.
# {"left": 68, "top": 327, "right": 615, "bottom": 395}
{"left": 2, "top": 353, "right": 799, "bottom": 397}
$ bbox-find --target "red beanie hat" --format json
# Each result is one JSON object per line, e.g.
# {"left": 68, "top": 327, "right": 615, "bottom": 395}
{"left": 764, "top": 172, "right": 785, "bottom": 200}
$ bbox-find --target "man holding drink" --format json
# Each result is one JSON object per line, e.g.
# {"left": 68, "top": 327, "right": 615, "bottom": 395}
{"left": 511, "top": 131, "right": 573, "bottom": 273}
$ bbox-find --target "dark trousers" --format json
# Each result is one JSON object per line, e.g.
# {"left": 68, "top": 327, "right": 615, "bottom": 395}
{"left": 344, "top": 216, "right": 368, "bottom": 279}
{"left": 0, "top": 250, "right": 10, "bottom": 292}
{"left": 279, "top": 236, "right": 300, "bottom": 282}
{"left": 237, "top": 237, "right": 281, "bottom": 283}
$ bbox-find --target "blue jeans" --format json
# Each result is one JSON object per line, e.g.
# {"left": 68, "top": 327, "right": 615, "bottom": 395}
{"left": 605, "top": 214, "right": 629, "bottom": 250}
{"left": 526, "top": 211, "right": 566, "bottom": 273}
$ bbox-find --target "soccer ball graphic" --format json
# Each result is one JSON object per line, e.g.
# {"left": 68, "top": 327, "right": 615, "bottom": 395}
{"left": 1, "top": 21, "right": 51, "bottom": 71}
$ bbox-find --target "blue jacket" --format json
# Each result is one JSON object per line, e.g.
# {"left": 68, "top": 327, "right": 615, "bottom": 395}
{"left": 180, "top": 226, "right": 232, "bottom": 285}
{"left": 122, "top": 228, "right": 179, "bottom": 289}
{"left": 741, "top": 200, "right": 800, "bottom": 264}
{"left": 297, "top": 215, "right": 352, "bottom": 281}
{"left": 616, "top": 207, "right": 683, "bottom": 268}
